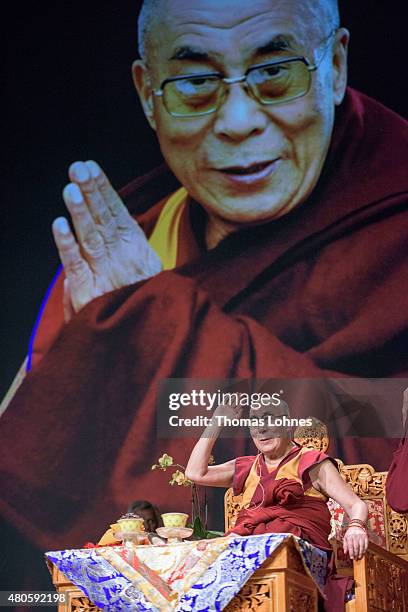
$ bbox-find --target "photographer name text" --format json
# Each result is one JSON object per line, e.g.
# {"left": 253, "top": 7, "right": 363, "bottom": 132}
{"left": 167, "top": 415, "right": 313, "bottom": 427}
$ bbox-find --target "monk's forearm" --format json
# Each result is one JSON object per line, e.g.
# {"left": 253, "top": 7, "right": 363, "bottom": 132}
{"left": 347, "top": 499, "right": 368, "bottom": 523}
{"left": 185, "top": 423, "right": 223, "bottom": 480}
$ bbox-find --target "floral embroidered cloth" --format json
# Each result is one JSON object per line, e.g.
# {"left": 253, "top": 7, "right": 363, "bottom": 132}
{"left": 46, "top": 533, "right": 327, "bottom": 611}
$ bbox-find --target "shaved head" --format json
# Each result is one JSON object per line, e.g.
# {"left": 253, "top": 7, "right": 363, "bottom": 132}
{"left": 137, "top": 0, "right": 340, "bottom": 61}
{"left": 138, "top": 0, "right": 160, "bottom": 59}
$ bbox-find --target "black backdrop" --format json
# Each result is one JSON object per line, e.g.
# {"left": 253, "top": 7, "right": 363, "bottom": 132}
{"left": 2, "top": 0, "right": 407, "bottom": 397}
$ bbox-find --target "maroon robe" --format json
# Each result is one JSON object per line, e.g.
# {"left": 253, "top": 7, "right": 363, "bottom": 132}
{"left": 227, "top": 447, "right": 351, "bottom": 612}
{"left": 228, "top": 448, "right": 334, "bottom": 550}
{"left": 386, "top": 418, "right": 408, "bottom": 513}
{"left": 0, "top": 89, "right": 407, "bottom": 592}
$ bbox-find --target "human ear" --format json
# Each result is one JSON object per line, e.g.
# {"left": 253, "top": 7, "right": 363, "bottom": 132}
{"left": 332, "top": 28, "right": 350, "bottom": 106}
{"left": 132, "top": 60, "right": 157, "bottom": 131}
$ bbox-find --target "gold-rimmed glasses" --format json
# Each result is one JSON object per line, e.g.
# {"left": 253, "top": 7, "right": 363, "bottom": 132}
{"left": 152, "top": 30, "right": 337, "bottom": 117}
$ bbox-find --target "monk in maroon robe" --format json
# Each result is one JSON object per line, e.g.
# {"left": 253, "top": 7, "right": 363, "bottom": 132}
{"left": 229, "top": 450, "right": 335, "bottom": 547}
{"left": 185, "top": 403, "right": 368, "bottom": 611}
{"left": 0, "top": 0, "right": 407, "bottom": 602}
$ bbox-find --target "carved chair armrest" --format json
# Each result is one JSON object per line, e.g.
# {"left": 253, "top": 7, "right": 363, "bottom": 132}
{"left": 351, "top": 541, "right": 408, "bottom": 610}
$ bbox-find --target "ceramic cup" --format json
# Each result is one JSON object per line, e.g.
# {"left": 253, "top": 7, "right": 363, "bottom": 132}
{"left": 161, "top": 512, "right": 189, "bottom": 528}
{"left": 117, "top": 517, "right": 145, "bottom": 533}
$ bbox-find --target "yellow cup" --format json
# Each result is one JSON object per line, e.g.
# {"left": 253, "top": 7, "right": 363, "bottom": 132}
{"left": 117, "top": 517, "right": 145, "bottom": 533}
{"left": 161, "top": 512, "right": 189, "bottom": 528}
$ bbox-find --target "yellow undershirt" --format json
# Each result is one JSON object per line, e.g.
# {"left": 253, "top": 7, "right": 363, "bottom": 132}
{"left": 239, "top": 449, "right": 327, "bottom": 513}
{"left": 241, "top": 457, "right": 262, "bottom": 509}
{"left": 148, "top": 187, "right": 188, "bottom": 270}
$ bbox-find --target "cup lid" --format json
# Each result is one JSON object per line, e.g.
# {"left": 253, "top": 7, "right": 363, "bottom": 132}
{"left": 118, "top": 513, "right": 143, "bottom": 521}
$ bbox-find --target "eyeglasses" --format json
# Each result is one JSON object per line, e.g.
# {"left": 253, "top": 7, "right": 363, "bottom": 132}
{"left": 153, "top": 30, "right": 337, "bottom": 118}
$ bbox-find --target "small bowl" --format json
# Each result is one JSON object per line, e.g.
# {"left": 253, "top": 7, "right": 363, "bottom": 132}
{"left": 117, "top": 517, "right": 145, "bottom": 533}
{"left": 161, "top": 512, "right": 189, "bottom": 528}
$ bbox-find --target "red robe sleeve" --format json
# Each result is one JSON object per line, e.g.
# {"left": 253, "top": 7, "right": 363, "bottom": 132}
{"left": 386, "top": 435, "right": 408, "bottom": 513}
{"left": 298, "top": 449, "right": 339, "bottom": 486}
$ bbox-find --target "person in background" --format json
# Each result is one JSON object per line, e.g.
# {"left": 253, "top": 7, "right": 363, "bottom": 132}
{"left": 97, "top": 499, "right": 162, "bottom": 545}
{"left": 127, "top": 499, "right": 162, "bottom": 532}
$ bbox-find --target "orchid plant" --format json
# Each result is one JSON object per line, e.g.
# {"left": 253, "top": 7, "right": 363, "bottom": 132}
{"left": 151, "top": 453, "right": 223, "bottom": 539}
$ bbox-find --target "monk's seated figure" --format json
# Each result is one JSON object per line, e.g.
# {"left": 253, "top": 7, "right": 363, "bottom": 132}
{"left": 185, "top": 402, "right": 369, "bottom": 610}
{"left": 227, "top": 443, "right": 336, "bottom": 550}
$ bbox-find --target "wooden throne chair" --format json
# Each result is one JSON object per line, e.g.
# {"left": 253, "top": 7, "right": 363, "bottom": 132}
{"left": 223, "top": 419, "right": 408, "bottom": 611}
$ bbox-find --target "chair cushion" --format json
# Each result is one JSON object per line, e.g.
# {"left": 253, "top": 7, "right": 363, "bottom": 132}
{"left": 327, "top": 498, "right": 386, "bottom": 548}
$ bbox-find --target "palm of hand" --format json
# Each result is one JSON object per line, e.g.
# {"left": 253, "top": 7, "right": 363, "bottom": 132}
{"left": 53, "top": 160, "right": 162, "bottom": 317}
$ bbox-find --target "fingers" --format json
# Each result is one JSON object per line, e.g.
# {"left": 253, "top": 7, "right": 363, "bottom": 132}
{"left": 82, "top": 161, "right": 124, "bottom": 220}
{"left": 52, "top": 217, "right": 92, "bottom": 288}
{"left": 54, "top": 160, "right": 159, "bottom": 310}
{"left": 343, "top": 537, "right": 355, "bottom": 560}
{"left": 69, "top": 162, "right": 118, "bottom": 243}
{"left": 357, "top": 534, "right": 369, "bottom": 559}
{"left": 70, "top": 160, "right": 143, "bottom": 239}
{"left": 52, "top": 217, "right": 85, "bottom": 273}
{"left": 363, "top": 534, "right": 369, "bottom": 556}
{"left": 343, "top": 531, "right": 368, "bottom": 560}
{"left": 350, "top": 535, "right": 360, "bottom": 560}
{"left": 62, "top": 183, "right": 105, "bottom": 262}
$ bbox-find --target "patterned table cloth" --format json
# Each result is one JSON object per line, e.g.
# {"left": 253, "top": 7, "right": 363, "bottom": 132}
{"left": 46, "top": 533, "right": 327, "bottom": 611}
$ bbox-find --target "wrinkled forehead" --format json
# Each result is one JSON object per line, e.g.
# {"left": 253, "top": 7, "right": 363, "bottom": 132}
{"left": 249, "top": 409, "right": 278, "bottom": 420}
{"left": 250, "top": 401, "right": 290, "bottom": 419}
{"left": 149, "top": 0, "right": 325, "bottom": 65}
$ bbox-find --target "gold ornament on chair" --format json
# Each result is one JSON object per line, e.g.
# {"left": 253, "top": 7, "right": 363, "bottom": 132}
{"left": 293, "top": 417, "right": 329, "bottom": 453}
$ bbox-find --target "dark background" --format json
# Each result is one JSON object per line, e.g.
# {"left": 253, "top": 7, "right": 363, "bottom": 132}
{"left": 2, "top": 1, "right": 407, "bottom": 397}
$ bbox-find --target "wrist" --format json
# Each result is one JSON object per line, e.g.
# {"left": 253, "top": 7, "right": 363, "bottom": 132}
{"left": 202, "top": 422, "right": 223, "bottom": 438}
{"left": 346, "top": 524, "right": 367, "bottom": 532}
{"left": 345, "top": 519, "right": 368, "bottom": 535}
{"left": 347, "top": 517, "right": 367, "bottom": 528}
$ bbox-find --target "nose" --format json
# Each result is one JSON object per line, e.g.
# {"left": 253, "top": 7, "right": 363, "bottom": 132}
{"left": 213, "top": 83, "right": 268, "bottom": 141}
{"left": 256, "top": 419, "right": 269, "bottom": 435}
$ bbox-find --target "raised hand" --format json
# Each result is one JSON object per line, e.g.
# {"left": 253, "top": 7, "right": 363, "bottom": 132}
{"left": 52, "top": 161, "right": 162, "bottom": 318}
{"left": 212, "top": 398, "right": 244, "bottom": 421}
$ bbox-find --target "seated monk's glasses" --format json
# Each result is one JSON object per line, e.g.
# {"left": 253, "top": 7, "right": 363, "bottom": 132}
{"left": 153, "top": 29, "right": 338, "bottom": 117}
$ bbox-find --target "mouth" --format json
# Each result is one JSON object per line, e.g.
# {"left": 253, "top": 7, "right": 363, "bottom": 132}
{"left": 215, "top": 159, "right": 280, "bottom": 185}
{"left": 221, "top": 161, "right": 273, "bottom": 175}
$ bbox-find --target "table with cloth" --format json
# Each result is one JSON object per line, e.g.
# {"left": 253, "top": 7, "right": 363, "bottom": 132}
{"left": 46, "top": 533, "right": 328, "bottom": 611}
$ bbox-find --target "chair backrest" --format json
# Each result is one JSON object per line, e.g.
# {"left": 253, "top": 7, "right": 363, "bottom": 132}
{"left": 224, "top": 420, "right": 408, "bottom": 562}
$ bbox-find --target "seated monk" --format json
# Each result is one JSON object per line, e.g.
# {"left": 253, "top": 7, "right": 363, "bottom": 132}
{"left": 185, "top": 401, "right": 369, "bottom": 611}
